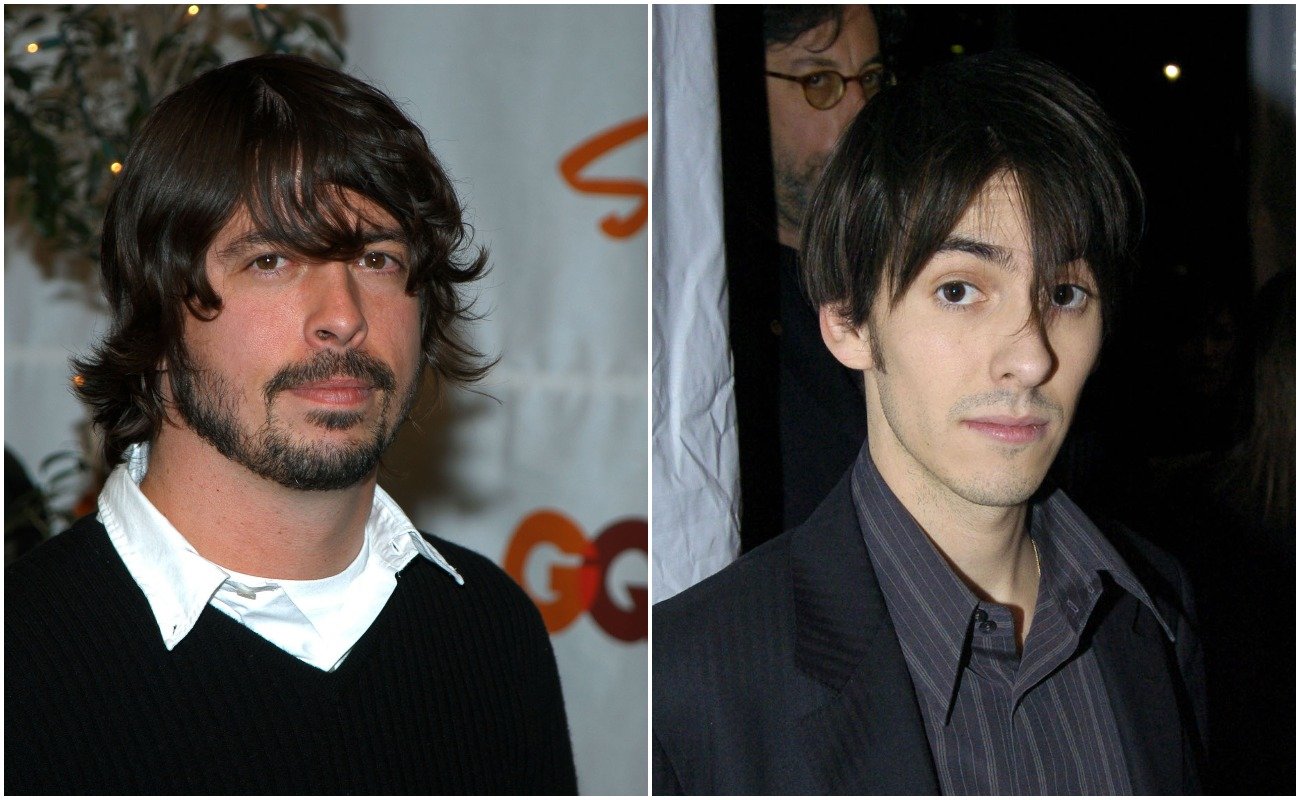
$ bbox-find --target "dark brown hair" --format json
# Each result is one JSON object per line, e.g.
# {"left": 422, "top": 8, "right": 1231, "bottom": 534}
{"left": 763, "top": 5, "right": 845, "bottom": 49}
{"left": 763, "top": 5, "right": 905, "bottom": 67}
{"left": 801, "top": 50, "right": 1142, "bottom": 333}
{"left": 73, "top": 54, "right": 490, "bottom": 467}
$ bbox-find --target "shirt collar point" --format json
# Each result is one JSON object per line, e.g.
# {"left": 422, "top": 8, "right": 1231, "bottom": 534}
{"left": 404, "top": 529, "right": 466, "bottom": 586}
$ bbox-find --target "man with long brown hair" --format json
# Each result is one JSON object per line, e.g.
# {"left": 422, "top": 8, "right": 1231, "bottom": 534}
{"left": 6, "top": 55, "right": 575, "bottom": 794}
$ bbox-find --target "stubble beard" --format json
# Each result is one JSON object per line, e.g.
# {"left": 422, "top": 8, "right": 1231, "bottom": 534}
{"left": 172, "top": 349, "right": 422, "bottom": 492}
{"left": 772, "top": 149, "right": 827, "bottom": 243}
{"left": 874, "top": 374, "right": 1057, "bottom": 509}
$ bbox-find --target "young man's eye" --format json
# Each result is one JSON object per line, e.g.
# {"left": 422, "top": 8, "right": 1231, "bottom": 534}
{"left": 1051, "top": 283, "right": 1090, "bottom": 310}
{"left": 936, "top": 281, "right": 982, "bottom": 306}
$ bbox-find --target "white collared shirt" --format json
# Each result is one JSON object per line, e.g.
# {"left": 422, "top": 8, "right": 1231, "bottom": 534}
{"left": 98, "top": 443, "right": 463, "bottom": 672}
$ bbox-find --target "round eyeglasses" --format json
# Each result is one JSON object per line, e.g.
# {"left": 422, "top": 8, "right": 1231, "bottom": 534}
{"left": 764, "top": 64, "right": 895, "bottom": 110}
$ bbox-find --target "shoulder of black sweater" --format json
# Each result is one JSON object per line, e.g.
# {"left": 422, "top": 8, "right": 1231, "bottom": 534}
{"left": 406, "top": 529, "right": 558, "bottom": 648}
{"left": 5, "top": 514, "right": 129, "bottom": 615}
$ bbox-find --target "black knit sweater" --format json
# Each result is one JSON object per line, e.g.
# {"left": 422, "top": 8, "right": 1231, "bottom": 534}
{"left": 5, "top": 515, "right": 578, "bottom": 795}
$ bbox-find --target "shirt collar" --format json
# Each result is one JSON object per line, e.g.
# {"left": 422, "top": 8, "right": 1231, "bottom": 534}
{"left": 851, "top": 444, "right": 1173, "bottom": 718}
{"left": 1031, "top": 488, "right": 1173, "bottom": 641}
{"left": 99, "top": 442, "right": 462, "bottom": 650}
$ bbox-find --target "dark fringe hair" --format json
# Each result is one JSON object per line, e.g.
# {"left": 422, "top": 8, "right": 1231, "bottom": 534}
{"left": 801, "top": 50, "right": 1143, "bottom": 335}
{"left": 73, "top": 54, "right": 491, "bottom": 467}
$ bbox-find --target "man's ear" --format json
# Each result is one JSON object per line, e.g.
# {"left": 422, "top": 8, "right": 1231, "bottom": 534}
{"left": 818, "top": 304, "right": 876, "bottom": 370}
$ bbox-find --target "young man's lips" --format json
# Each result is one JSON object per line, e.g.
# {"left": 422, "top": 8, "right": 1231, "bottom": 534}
{"left": 961, "top": 416, "right": 1049, "bottom": 444}
{"left": 286, "top": 379, "right": 374, "bottom": 406}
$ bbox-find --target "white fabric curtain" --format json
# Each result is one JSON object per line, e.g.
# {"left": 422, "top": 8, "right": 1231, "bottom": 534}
{"left": 651, "top": 5, "right": 740, "bottom": 603}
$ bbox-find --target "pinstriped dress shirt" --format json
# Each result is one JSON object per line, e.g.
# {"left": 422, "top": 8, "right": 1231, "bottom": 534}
{"left": 852, "top": 449, "right": 1174, "bottom": 795}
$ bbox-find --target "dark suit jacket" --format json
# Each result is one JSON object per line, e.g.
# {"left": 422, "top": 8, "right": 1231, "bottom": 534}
{"left": 653, "top": 471, "right": 1207, "bottom": 795}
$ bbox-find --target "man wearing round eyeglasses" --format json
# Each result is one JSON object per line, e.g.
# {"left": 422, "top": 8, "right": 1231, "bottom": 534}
{"left": 765, "top": 5, "right": 889, "bottom": 250}
{"left": 753, "top": 6, "right": 897, "bottom": 539}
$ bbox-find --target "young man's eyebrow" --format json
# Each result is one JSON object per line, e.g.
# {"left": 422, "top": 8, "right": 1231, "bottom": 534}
{"left": 935, "top": 235, "right": 1016, "bottom": 272}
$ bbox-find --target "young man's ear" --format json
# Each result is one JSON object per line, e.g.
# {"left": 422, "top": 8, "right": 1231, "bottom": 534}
{"left": 818, "top": 304, "right": 876, "bottom": 370}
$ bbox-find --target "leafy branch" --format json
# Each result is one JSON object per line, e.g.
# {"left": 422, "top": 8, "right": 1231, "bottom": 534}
{"left": 4, "top": 4, "right": 346, "bottom": 265}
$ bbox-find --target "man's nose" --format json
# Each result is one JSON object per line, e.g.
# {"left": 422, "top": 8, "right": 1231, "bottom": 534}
{"left": 991, "top": 319, "right": 1056, "bottom": 389}
{"left": 304, "top": 264, "right": 368, "bottom": 349}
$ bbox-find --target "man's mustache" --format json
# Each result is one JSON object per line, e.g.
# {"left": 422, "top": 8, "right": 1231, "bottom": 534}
{"left": 950, "top": 389, "right": 1062, "bottom": 418}
{"left": 262, "top": 350, "right": 397, "bottom": 404}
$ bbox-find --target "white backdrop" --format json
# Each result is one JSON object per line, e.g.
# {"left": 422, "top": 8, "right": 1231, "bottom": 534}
{"left": 4, "top": 6, "right": 647, "bottom": 795}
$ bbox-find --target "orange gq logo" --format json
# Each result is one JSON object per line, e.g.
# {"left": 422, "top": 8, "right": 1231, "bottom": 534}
{"left": 504, "top": 510, "right": 647, "bottom": 642}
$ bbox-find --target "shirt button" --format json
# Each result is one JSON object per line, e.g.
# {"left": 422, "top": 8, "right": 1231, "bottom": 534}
{"left": 973, "top": 608, "right": 988, "bottom": 623}
{"left": 978, "top": 620, "right": 997, "bottom": 633}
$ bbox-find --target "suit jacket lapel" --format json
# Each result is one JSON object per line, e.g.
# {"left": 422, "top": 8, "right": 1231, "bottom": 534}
{"left": 789, "top": 473, "right": 940, "bottom": 794}
{"left": 1092, "top": 587, "right": 1189, "bottom": 794}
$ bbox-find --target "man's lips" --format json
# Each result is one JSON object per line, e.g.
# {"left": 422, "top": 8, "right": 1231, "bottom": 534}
{"left": 961, "top": 415, "right": 1049, "bottom": 444}
{"left": 285, "top": 378, "right": 375, "bottom": 406}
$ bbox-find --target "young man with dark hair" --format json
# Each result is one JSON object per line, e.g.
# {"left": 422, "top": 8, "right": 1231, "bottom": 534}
{"left": 6, "top": 55, "right": 576, "bottom": 794}
{"left": 654, "top": 51, "right": 1206, "bottom": 794}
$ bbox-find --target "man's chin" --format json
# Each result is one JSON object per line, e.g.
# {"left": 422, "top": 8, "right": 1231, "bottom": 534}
{"left": 214, "top": 417, "right": 395, "bottom": 492}
{"left": 249, "top": 442, "right": 384, "bottom": 492}
{"left": 947, "top": 457, "right": 1054, "bottom": 508}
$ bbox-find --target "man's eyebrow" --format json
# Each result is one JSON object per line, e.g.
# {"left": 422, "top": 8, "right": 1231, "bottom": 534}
{"left": 852, "top": 54, "right": 885, "bottom": 74}
{"left": 787, "top": 53, "right": 884, "bottom": 73}
{"left": 935, "top": 235, "right": 1016, "bottom": 272}
{"left": 357, "top": 226, "right": 407, "bottom": 246}
{"left": 786, "top": 55, "right": 838, "bottom": 71}
{"left": 215, "top": 231, "right": 276, "bottom": 262}
{"left": 214, "top": 227, "right": 408, "bottom": 262}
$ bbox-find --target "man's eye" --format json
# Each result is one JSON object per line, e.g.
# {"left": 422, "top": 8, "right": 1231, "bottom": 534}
{"left": 937, "top": 281, "right": 981, "bottom": 306}
{"left": 360, "top": 251, "right": 401, "bottom": 271}
{"left": 251, "top": 254, "right": 286, "bottom": 271}
{"left": 805, "top": 73, "right": 827, "bottom": 87}
{"left": 1051, "top": 284, "right": 1090, "bottom": 310}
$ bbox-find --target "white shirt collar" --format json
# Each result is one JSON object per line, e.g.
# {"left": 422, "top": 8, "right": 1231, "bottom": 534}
{"left": 99, "top": 442, "right": 463, "bottom": 653}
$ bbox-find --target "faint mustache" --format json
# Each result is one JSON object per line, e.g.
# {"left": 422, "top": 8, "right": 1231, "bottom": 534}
{"left": 262, "top": 350, "right": 397, "bottom": 404}
{"left": 950, "top": 390, "right": 1062, "bottom": 418}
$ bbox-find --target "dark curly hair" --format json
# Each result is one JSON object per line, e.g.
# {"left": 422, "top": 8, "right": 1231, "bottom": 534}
{"left": 72, "top": 54, "right": 490, "bottom": 468}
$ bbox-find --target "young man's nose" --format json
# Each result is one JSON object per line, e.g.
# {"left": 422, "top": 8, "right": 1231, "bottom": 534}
{"left": 991, "top": 320, "right": 1056, "bottom": 388}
